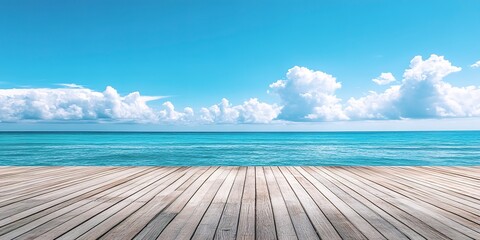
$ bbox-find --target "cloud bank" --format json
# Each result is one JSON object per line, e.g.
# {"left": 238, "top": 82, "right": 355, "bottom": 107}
{"left": 346, "top": 55, "right": 480, "bottom": 119}
{"left": 1, "top": 54, "right": 479, "bottom": 124}
{"left": 199, "top": 98, "right": 281, "bottom": 124}
{"left": 471, "top": 60, "right": 480, "bottom": 68}
{"left": 0, "top": 86, "right": 278, "bottom": 124}
{"left": 0, "top": 86, "right": 163, "bottom": 123}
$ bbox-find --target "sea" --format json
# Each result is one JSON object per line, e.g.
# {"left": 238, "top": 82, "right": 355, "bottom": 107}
{"left": 0, "top": 131, "right": 479, "bottom": 166}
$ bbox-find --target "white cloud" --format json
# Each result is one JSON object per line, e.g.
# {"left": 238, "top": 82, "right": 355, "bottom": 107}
{"left": 345, "top": 86, "right": 401, "bottom": 120}
{"left": 269, "top": 66, "right": 348, "bottom": 121}
{"left": 372, "top": 72, "right": 396, "bottom": 85}
{"left": 471, "top": 60, "right": 480, "bottom": 68}
{"left": 1, "top": 54, "right": 479, "bottom": 125}
{"left": 346, "top": 54, "right": 480, "bottom": 119}
{"left": 0, "top": 86, "right": 165, "bottom": 123}
{"left": 158, "top": 101, "right": 195, "bottom": 123}
{"left": 199, "top": 98, "right": 281, "bottom": 124}
{"left": 403, "top": 55, "right": 461, "bottom": 81}
{"left": 0, "top": 85, "right": 280, "bottom": 124}
{"left": 57, "top": 83, "right": 85, "bottom": 88}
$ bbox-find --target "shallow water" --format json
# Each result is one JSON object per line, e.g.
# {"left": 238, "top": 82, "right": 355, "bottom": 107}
{"left": 1, "top": 131, "right": 479, "bottom": 166}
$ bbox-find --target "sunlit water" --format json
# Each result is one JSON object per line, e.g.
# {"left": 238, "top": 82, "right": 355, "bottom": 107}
{"left": 1, "top": 131, "right": 479, "bottom": 166}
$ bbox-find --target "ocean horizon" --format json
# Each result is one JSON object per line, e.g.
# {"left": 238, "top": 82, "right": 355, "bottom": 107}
{"left": 2, "top": 1, "right": 479, "bottom": 238}
{"left": 2, "top": 131, "right": 479, "bottom": 166}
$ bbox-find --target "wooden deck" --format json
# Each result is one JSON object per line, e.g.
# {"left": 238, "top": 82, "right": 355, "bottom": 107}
{"left": 0, "top": 167, "right": 478, "bottom": 239}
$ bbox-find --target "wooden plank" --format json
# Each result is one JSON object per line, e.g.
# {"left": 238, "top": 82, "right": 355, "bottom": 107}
{"left": 96, "top": 167, "right": 208, "bottom": 239}
{"left": 393, "top": 167, "right": 480, "bottom": 198}
{"left": 302, "top": 167, "right": 386, "bottom": 240}
{"left": 290, "top": 167, "right": 367, "bottom": 240}
{"left": 30, "top": 167, "right": 181, "bottom": 239}
{"left": 156, "top": 167, "right": 232, "bottom": 240}
{"left": 236, "top": 166, "right": 256, "bottom": 240}
{"left": 214, "top": 167, "right": 247, "bottom": 240}
{"left": 0, "top": 167, "right": 66, "bottom": 181}
{"left": 303, "top": 167, "right": 408, "bottom": 239}
{"left": 380, "top": 167, "right": 480, "bottom": 215}
{"left": 192, "top": 167, "right": 238, "bottom": 240}
{"left": 321, "top": 167, "right": 450, "bottom": 239}
{"left": 56, "top": 167, "right": 187, "bottom": 240}
{"left": 279, "top": 167, "right": 341, "bottom": 240}
{"left": 0, "top": 167, "right": 69, "bottom": 189}
{"left": 263, "top": 167, "right": 297, "bottom": 240}
{"left": 0, "top": 167, "right": 123, "bottom": 208}
{"left": 436, "top": 167, "right": 480, "bottom": 180}
{"left": 133, "top": 167, "right": 220, "bottom": 239}
{"left": 254, "top": 167, "right": 276, "bottom": 240}
{"left": 0, "top": 167, "right": 108, "bottom": 194}
{"left": 0, "top": 167, "right": 44, "bottom": 178}
{"left": 0, "top": 168, "right": 125, "bottom": 200}
{"left": 271, "top": 167, "right": 319, "bottom": 240}
{"left": 0, "top": 168, "right": 161, "bottom": 238}
{"left": 0, "top": 168, "right": 148, "bottom": 227}
{"left": 355, "top": 167, "right": 480, "bottom": 239}
{"left": 384, "top": 167, "right": 480, "bottom": 205}
{"left": 0, "top": 167, "right": 103, "bottom": 185}
{"left": 340, "top": 167, "right": 472, "bottom": 240}
{"left": 0, "top": 166, "right": 478, "bottom": 240}
{"left": 96, "top": 167, "right": 208, "bottom": 240}
{"left": 308, "top": 167, "right": 424, "bottom": 240}
{"left": 414, "top": 167, "right": 480, "bottom": 189}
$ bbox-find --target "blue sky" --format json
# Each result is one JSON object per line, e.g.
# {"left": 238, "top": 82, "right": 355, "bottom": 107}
{"left": 1, "top": 0, "right": 480, "bottom": 130}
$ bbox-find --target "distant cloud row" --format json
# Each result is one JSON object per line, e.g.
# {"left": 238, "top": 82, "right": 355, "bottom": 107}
{"left": 471, "top": 60, "right": 480, "bottom": 68}
{"left": 1, "top": 55, "right": 479, "bottom": 124}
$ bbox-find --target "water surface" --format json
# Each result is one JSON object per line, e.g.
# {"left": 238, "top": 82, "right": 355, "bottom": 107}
{"left": 1, "top": 131, "right": 479, "bottom": 166}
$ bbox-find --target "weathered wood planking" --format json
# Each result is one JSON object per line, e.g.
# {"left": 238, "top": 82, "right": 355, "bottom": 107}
{"left": 0, "top": 166, "right": 478, "bottom": 239}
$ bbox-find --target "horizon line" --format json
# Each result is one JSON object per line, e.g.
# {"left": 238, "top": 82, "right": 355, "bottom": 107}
{"left": 1, "top": 130, "right": 479, "bottom": 133}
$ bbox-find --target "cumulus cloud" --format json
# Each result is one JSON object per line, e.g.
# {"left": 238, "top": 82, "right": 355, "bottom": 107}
{"left": 269, "top": 66, "right": 348, "bottom": 121}
{"left": 158, "top": 101, "right": 195, "bottom": 123}
{"left": 0, "top": 86, "right": 279, "bottom": 124}
{"left": 346, "top": 54, "right": 480, "bottom": 119}
{"left": 57, "top": 83, "right": 85, "bottom": 88}
{"left": 372, "top": 72, "right": 396, "bottom": 85}
{"left": 1, "top": 54, "right": 479, "bottom": 124}
{"left": 471, "top": 60, "right": 480, "bottom": 68}
{"left": 0, "top": 86, "right": 165, "bottom": 123}
{"left": 199, "top": 98, "right": 281, "bottom": 124}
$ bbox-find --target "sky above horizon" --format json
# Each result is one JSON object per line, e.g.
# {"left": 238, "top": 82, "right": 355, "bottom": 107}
{"left": 1, "top": 0, "right": 480, "bottom": 130}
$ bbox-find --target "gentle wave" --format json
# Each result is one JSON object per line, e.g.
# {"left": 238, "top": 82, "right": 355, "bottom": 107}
{"left": 0, "top": 131, "right": 479, "bottom": 166}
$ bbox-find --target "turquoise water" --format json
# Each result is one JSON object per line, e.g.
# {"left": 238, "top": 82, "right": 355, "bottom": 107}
{"left": 0, "top": 131, "right": 479, "bottom": 166}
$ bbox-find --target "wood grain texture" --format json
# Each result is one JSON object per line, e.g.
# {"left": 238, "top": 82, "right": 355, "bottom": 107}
{"left": 0, "top": 166, "right": 478, "bottom": 239}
